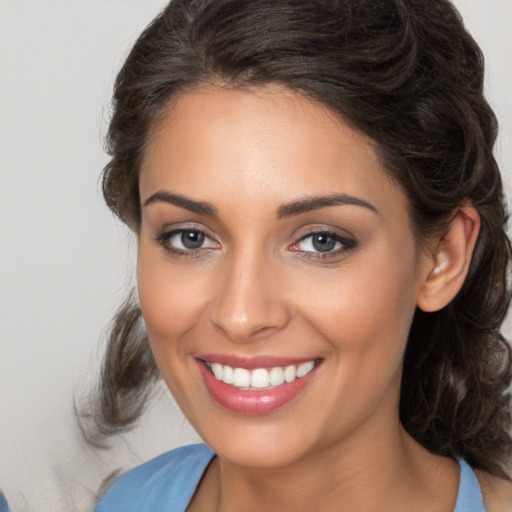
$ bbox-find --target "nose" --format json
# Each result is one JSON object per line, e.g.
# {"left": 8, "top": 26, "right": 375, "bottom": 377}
{"left": 209, "top": 248, "right": 290, "bottom": 342}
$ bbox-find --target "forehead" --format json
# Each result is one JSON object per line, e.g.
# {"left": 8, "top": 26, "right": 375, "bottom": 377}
{"left": 139, "top": 85, "right": 408, "bottom": 221}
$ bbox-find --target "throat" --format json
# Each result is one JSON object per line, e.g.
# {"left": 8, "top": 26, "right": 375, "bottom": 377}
{"left": 188, "top": 431, "right": 461, "bottom": 512}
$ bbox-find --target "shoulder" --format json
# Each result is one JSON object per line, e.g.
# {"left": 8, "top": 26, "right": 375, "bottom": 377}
{"left": 94, "top": 444, "right": 215, "bottom": 512}
{"left": 475, "top": 469, "right": 512, "bottom": 512}
{"left": 0, "top": 490, "right": 10, "bottom": 512}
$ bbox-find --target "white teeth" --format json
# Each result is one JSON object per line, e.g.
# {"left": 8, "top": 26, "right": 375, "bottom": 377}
{"left": 269, "top": 367, "right": 285, "bottom": 386}
{"left": 223, "top": 365, "right": 234, "bottom": 385}
{"left": 284, "top": 365, "right": 296, "bottom": 383}
{"left": 233, "top": 368, "right": 251, "bottom": 387}
{"left": 297, "top": 360, "right": 315, "bottom": 378}
{"left": 207, "top": 360, "right": 317, "bottom": 390}
{"left": 251, "top": 368, "right": 270, "bottom": 389}
{"left": 211, "top": 363, "right": 223, "bottom": 380}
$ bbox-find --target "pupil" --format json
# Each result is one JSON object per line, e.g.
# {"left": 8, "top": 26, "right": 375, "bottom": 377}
{"left": 312, "top": 233, "right": 336, "bottom": 252}
{"left": 181, "top": 230, "right": 204, "bottom": 249}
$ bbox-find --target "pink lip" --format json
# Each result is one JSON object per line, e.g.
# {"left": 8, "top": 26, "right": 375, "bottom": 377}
{"left": 196, "top": 353, "right": 317, "bottom": 370}
{"left": 196, "top": 356, "right": 322, "bottom": 415}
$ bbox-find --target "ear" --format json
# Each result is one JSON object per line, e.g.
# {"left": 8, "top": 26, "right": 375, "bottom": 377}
{"left": 417, "top": 204, "right": 480, "bottom": 313}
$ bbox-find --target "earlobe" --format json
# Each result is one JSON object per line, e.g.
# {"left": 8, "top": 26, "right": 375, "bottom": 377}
{"left": 417, "top": 204, "right": 480, "bottom": 313}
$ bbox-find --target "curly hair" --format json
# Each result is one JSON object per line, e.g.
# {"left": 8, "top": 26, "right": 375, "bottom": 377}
{"left": 86, "top": 0, "right": 512, "bottom": 478}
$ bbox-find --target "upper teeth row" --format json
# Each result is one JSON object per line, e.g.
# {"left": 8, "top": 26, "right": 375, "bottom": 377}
{"left": 209, "top": 361, "right": 315, "bottom": 389}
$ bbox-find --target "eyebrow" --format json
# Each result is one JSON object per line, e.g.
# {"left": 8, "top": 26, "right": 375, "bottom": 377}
{"left": 143, "top": 191, "right": 218, "bottom": 216}
{"left": 276, "top": 193, "right": 378, "bottom": 218}
{"left": 143, "top": 190, "right": 377, "bottom": 218}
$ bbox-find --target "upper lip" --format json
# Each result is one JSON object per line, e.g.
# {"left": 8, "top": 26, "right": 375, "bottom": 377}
{"left": 196, "top": 354, "right": 321, "bottom": 370}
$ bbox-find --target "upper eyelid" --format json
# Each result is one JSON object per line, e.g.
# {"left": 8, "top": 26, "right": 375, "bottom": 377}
{"left": 294, "top": 232, "right": 354, "bottom": 248}
{"left": 154, "top": 224, "right": 356, "bottom": 248}
{"left": 158, "top": 227, "right": 217, "bottom": 242}
{"left": 157, "top": 223, "right": 217, "bottom": 239}
{"left": 292, "top": 225, "right": 355, "bottom": 242}
{"left": 297, "top": 230, "right": 350, "bottom": 241}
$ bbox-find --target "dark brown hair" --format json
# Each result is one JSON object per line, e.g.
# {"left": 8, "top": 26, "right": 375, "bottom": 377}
{"left": 86, "top": 0, "right": 512, "bottom": 478}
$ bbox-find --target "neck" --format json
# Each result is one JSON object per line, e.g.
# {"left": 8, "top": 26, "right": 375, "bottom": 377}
{"left": 218, "top": 425, "right": 408, "bottom": 511}
{"left": 204, "top": 414, "right": 459, "bottom": 512}
{"left": 190, "top": 378, "right": 460, "bottom": 512}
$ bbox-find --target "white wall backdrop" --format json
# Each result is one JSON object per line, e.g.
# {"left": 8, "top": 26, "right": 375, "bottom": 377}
{"left": 0, "top": 1, "right": 510, "bottom": 511}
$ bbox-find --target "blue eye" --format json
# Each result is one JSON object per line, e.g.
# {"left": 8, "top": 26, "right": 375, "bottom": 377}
{"left": 155, "top": 228, "right": 218, "bottom": 254}
{"left": 291, "top": 231, "right": 356, "bottom": 258}
{"left": 179, "top": 230, "right": 206, "bottom": 249}
{"left": 299, "top": 233, "right": 339, "bottom": 252}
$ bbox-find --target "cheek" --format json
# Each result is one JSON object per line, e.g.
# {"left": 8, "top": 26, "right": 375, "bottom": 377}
{"left": 291, "top": 248, "right": 419, "bottom": 429}
{"left": 136, "top": 245, "right": 206, "bottom": 354}
{"left": 136, "top": 245, "right": 209, "bottom": 412}
{"left": 294, "top": 242, "right": 419, "bottom": 362}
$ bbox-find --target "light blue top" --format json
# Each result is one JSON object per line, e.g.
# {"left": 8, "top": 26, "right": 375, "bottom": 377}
{"left": 94, "top": 444, "right": 487, "bottom": 512}
{"left": 0, "top": 490, "right": 10, "bottom": 512}
{"left": 455, "top": 459, "right": 487, "bottom": 512}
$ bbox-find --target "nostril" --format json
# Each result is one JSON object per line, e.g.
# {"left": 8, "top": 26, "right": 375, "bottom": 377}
{"left": 252, "top": 325, "right": 277, "bottom": 338}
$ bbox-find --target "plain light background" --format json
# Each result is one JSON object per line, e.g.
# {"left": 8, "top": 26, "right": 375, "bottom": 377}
{"left": 0, "top": 1, "right": 510, "bottom": 511}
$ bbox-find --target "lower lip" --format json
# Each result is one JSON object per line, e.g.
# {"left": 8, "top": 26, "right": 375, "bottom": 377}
{"left": 197, "top": 360, "right": 320, "bottom": 415}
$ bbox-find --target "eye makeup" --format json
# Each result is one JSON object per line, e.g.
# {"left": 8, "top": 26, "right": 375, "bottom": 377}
{"left": 153, "top": 224, "right": 358, "bottom": 263}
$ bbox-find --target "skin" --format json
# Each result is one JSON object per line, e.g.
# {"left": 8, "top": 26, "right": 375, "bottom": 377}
{"left": 137, "top": 85, "right": 485, "bottom": 511}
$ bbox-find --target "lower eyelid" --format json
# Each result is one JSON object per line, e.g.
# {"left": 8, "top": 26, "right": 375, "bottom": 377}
{"left": 296, "top": 245, "right": 357, "bottom": 263}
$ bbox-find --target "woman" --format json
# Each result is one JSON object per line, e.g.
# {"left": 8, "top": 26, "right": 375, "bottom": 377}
{"left": 90, "top": 0, "right": 512, "bottom": 510}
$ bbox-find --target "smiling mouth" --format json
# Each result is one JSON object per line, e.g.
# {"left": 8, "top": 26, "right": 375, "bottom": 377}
{"left": 202, "top": 359, "right": 322, "bottom": 391}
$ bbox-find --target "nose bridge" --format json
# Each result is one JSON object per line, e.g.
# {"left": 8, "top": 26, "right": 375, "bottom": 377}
{"left": 210, "top": 241, "right": 288, "bottom": 341}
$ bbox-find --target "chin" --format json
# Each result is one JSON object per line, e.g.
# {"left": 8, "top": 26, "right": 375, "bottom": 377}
{"left": 209, "top": 432, "right": 314, "bottom": 469}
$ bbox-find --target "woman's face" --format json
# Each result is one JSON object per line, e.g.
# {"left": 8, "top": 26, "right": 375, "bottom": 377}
{"left": 137, "top": 86, "right": 431, "bottom": 468}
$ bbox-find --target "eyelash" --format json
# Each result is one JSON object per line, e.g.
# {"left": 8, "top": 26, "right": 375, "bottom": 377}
{"left": 154, "top": 228, "right": 217, "bottom": 259}
{"left": 290, "top": 231, "right": 357, "bottom": 261}
{"left": 154, "top": 228, "right": 357, "bottom": 261}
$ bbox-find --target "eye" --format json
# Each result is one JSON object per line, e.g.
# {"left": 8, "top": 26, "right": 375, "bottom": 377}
{"left": 155, "top": 228, "right": 219, "bottom": 255}
{"left": 297, "top": 232, "right": 340, "bottom": 253}
{"left": 289, "top": 231, "right": 356, "bottom": 259}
